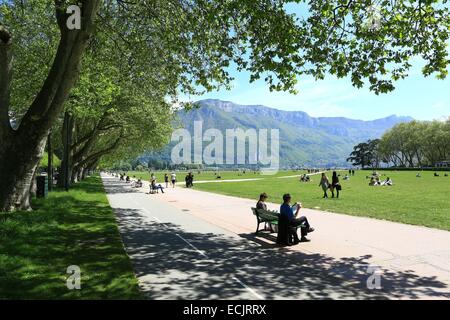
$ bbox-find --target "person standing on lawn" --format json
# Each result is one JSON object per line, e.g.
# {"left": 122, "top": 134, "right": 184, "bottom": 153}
{"left": 330, "top": 171, "right": 341, "bottom": 198}
{"left": 319, "top": 172, "right": 330, "bottom": 198}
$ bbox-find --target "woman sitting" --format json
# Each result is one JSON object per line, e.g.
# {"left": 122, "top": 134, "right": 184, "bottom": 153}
{"left": 256, "top": 192, "right": 268, "bottom": 210}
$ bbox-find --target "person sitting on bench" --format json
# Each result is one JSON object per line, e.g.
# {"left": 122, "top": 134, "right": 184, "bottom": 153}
{"left": 134, "top": 179, "right": 143, "bottom": 188}
{"left": 150, "top": 179, "right": 164, "bottom": 193}
{"left": 278, "top": 193, "right": 314, "bottom": 244}
{"left": 126, "top": 176, "right": 130, "bottom": 183}
{"left": 256, "top": 193, "right": 268, "bottom": 210}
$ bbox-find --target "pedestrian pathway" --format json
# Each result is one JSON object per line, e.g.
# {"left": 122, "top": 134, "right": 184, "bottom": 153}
{"left": 103, "top": 173, "right": 450, "bottom": 299}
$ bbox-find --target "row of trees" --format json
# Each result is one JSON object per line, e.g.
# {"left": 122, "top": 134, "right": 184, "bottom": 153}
{"left": 348, "top": 119, "right": 450, "bottom": 168}
{"left": 1, "top": 0, "right": 450, "bottom": 211}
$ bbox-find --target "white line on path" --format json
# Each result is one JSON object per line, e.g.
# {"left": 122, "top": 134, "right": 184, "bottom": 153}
{"left": 175, "top": 234, "right": 209, "bottom": 258}
{"left": 130, "top": 198, "right": 263, "bottom": 300}
{"left": 232, "top": 276, "right": 264, "bottom": 300}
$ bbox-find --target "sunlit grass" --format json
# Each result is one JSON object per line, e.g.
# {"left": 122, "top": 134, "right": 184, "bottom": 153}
{"left": 0, "top": 175, "right": 141, "bottom": 299}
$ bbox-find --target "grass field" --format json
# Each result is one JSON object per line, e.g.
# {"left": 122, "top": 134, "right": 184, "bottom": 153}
{"left": 0, "top": 175, "right": 141, "bottom": 299}
{"left": 193, "top": 170, "right": 450, "bottom": 231}
{"left": 126, "top": 169, "right": 308, "bottom": 183}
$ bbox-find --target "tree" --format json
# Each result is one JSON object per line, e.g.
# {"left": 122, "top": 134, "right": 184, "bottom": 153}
{"left": 347, "top": 139, "right": 380, "bottom": 168}
{"left": 1, "top": 0, "right": 449, "bottom": 211}
{"left": 378, "top": 120, "right": 450, "bottom": 167}
{"left": 1, "top": 0, "right": 100, "bottom": 211}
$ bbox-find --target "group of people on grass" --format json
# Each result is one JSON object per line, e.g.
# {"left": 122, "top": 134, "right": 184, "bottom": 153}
{"left": 367, "top": 171, "right": 393, "bottom": 186}
{"left": 256, "top": 192, "right": 315, "bottom": 246}
{"left": 433, "top": 172, "right": 449, "bottom": 177}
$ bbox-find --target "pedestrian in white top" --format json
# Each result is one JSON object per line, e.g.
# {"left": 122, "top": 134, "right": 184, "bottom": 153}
{"left": 171, "top": 173, "right": 176, "bottom": 188}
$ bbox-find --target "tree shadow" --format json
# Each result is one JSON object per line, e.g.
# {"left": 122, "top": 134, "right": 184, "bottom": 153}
{"left": 100, "top": 180, "right": 145, "bottom": 195}
{"left": 114, "top": 207, "right": 450, "bottom": 300}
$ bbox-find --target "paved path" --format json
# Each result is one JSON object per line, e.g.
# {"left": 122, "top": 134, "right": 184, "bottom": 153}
{"left": 102, "top": 174, "right": 450, "bottom": 300}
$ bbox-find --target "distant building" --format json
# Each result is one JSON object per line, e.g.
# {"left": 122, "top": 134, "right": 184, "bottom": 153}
{"left": 435, "top": 161, "right": 450, "bottom": 168}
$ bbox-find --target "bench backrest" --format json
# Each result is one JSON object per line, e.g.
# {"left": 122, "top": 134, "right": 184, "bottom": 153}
{"left": 251, "top": 207, "right": 279, "bottom": 220}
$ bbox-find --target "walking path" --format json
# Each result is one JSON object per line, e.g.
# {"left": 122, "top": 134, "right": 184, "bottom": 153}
{"left": 103, "top": 174, "right": 450, "bottom": 300}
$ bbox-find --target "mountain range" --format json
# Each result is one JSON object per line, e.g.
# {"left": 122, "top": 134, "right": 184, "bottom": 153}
{"left": 142, "top": 99, "right": 413, "bottom": 167}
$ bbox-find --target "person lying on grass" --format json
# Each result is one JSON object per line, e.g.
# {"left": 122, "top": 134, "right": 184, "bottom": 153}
{"left": 381, "top": 177, "right": 393, "bottom": 186}
{"left": 280, "top": 193, "right": 314, "bottom": 244}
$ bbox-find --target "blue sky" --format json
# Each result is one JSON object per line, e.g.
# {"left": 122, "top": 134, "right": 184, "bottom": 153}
{"left": 186, "top": 2, "right": 450, "bottom": 121}
{"left": 191, "top": 61, "right": 450, "bottom": 121}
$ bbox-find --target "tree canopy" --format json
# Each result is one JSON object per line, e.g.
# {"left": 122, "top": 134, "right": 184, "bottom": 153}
{"left": 1, "top": 0, "right": 450, "bottom": 211}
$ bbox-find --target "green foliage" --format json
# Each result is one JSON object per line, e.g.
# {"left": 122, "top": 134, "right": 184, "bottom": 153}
{"left": 347, "top": 139, "right": 381, "bottom": 168}
{"left": 1, "top": 0, "right": 449, "bottom": 194}
{"left": 378, "top": 120, "right": 450, "bottom": 167}
{"left": 39, "top": 152, "right": 61, "bottom": 168}
{"left": 0, "top": 175, "right": 141, "bottom": 299}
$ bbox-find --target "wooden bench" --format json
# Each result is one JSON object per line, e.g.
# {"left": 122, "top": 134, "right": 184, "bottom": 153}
{"left": 251, "top": 207, "right": 280, "bottom": 234}
{"left": 251, "top": 207, "right": 307, "bottom": 236}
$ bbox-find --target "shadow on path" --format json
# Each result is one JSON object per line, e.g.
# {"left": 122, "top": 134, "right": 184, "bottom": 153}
{"left": 114, "top": 206, "right": 449, "bottom": 300}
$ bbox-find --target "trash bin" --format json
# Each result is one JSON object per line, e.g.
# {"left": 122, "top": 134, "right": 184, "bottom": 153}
{"left": 36, "top": 174, "right": 48, "bottom": 198}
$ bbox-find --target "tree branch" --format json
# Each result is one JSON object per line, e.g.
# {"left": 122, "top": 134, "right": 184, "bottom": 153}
{"left": 77, "top": 133, "right": 123, "bottom": 168}
{"left": 18, "top": 0, "right": 101, "bottom": 139}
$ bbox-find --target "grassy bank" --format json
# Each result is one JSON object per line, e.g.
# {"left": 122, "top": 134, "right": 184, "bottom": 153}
{"left": 0, "top": 175, "right": 141, "bottom": 299}
{"left": 194, "top": 170, "right": 450, "bottom": 231}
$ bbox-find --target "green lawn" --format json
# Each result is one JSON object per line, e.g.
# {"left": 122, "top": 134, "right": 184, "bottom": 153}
{"left": 194, "top": 170, "right": 450, "bottom": 231}
{"left": 127, "top": 169, "right": 307, "bottom": 183}
{"left": 0, "top": 175, "right": 141, "bottom": 299}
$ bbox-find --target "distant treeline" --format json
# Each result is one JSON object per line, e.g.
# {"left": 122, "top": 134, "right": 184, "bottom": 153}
{"left": 348, "top": 119, "right": 450, "bottom": 169}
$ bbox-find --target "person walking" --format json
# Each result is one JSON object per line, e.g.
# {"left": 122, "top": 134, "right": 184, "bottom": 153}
{"left": 164, "top": 173, "right": 169, "bottom": 188}
{"left": 319, "top": 172, "right": 330, "bottom": 198}
{"left": 330, "top": 171, "right": 341, "bottom": 198}
{"left": 171, "top": 172, "right": 176, "bottom": 188}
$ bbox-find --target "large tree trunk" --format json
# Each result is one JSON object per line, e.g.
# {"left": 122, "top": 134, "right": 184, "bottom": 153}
{"left": 58, "top": 112, "right": 75, "bottom": 188}
{"left": 0, "top": 1, "right": 100, "bottom": 211}
{"left": 0, "top": 137, "right": 47, "bottom": 211}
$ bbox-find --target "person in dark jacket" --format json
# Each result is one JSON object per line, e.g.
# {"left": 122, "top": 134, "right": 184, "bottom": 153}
{"left": 277, "top": 194, "right": 314, "bottom": 245}
{"left": 330, "top": 171, "right": 341, "bottom": 198}
{"left": 164, "top": 174, "right": 169, "bottom": 188}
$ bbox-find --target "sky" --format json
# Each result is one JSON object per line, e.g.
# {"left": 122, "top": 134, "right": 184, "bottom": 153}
{"left": 189, "top": 62, "right": 450, "bottom": 121}
{"left": 183, "top": 2, "right": 450, "bottom": 121}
